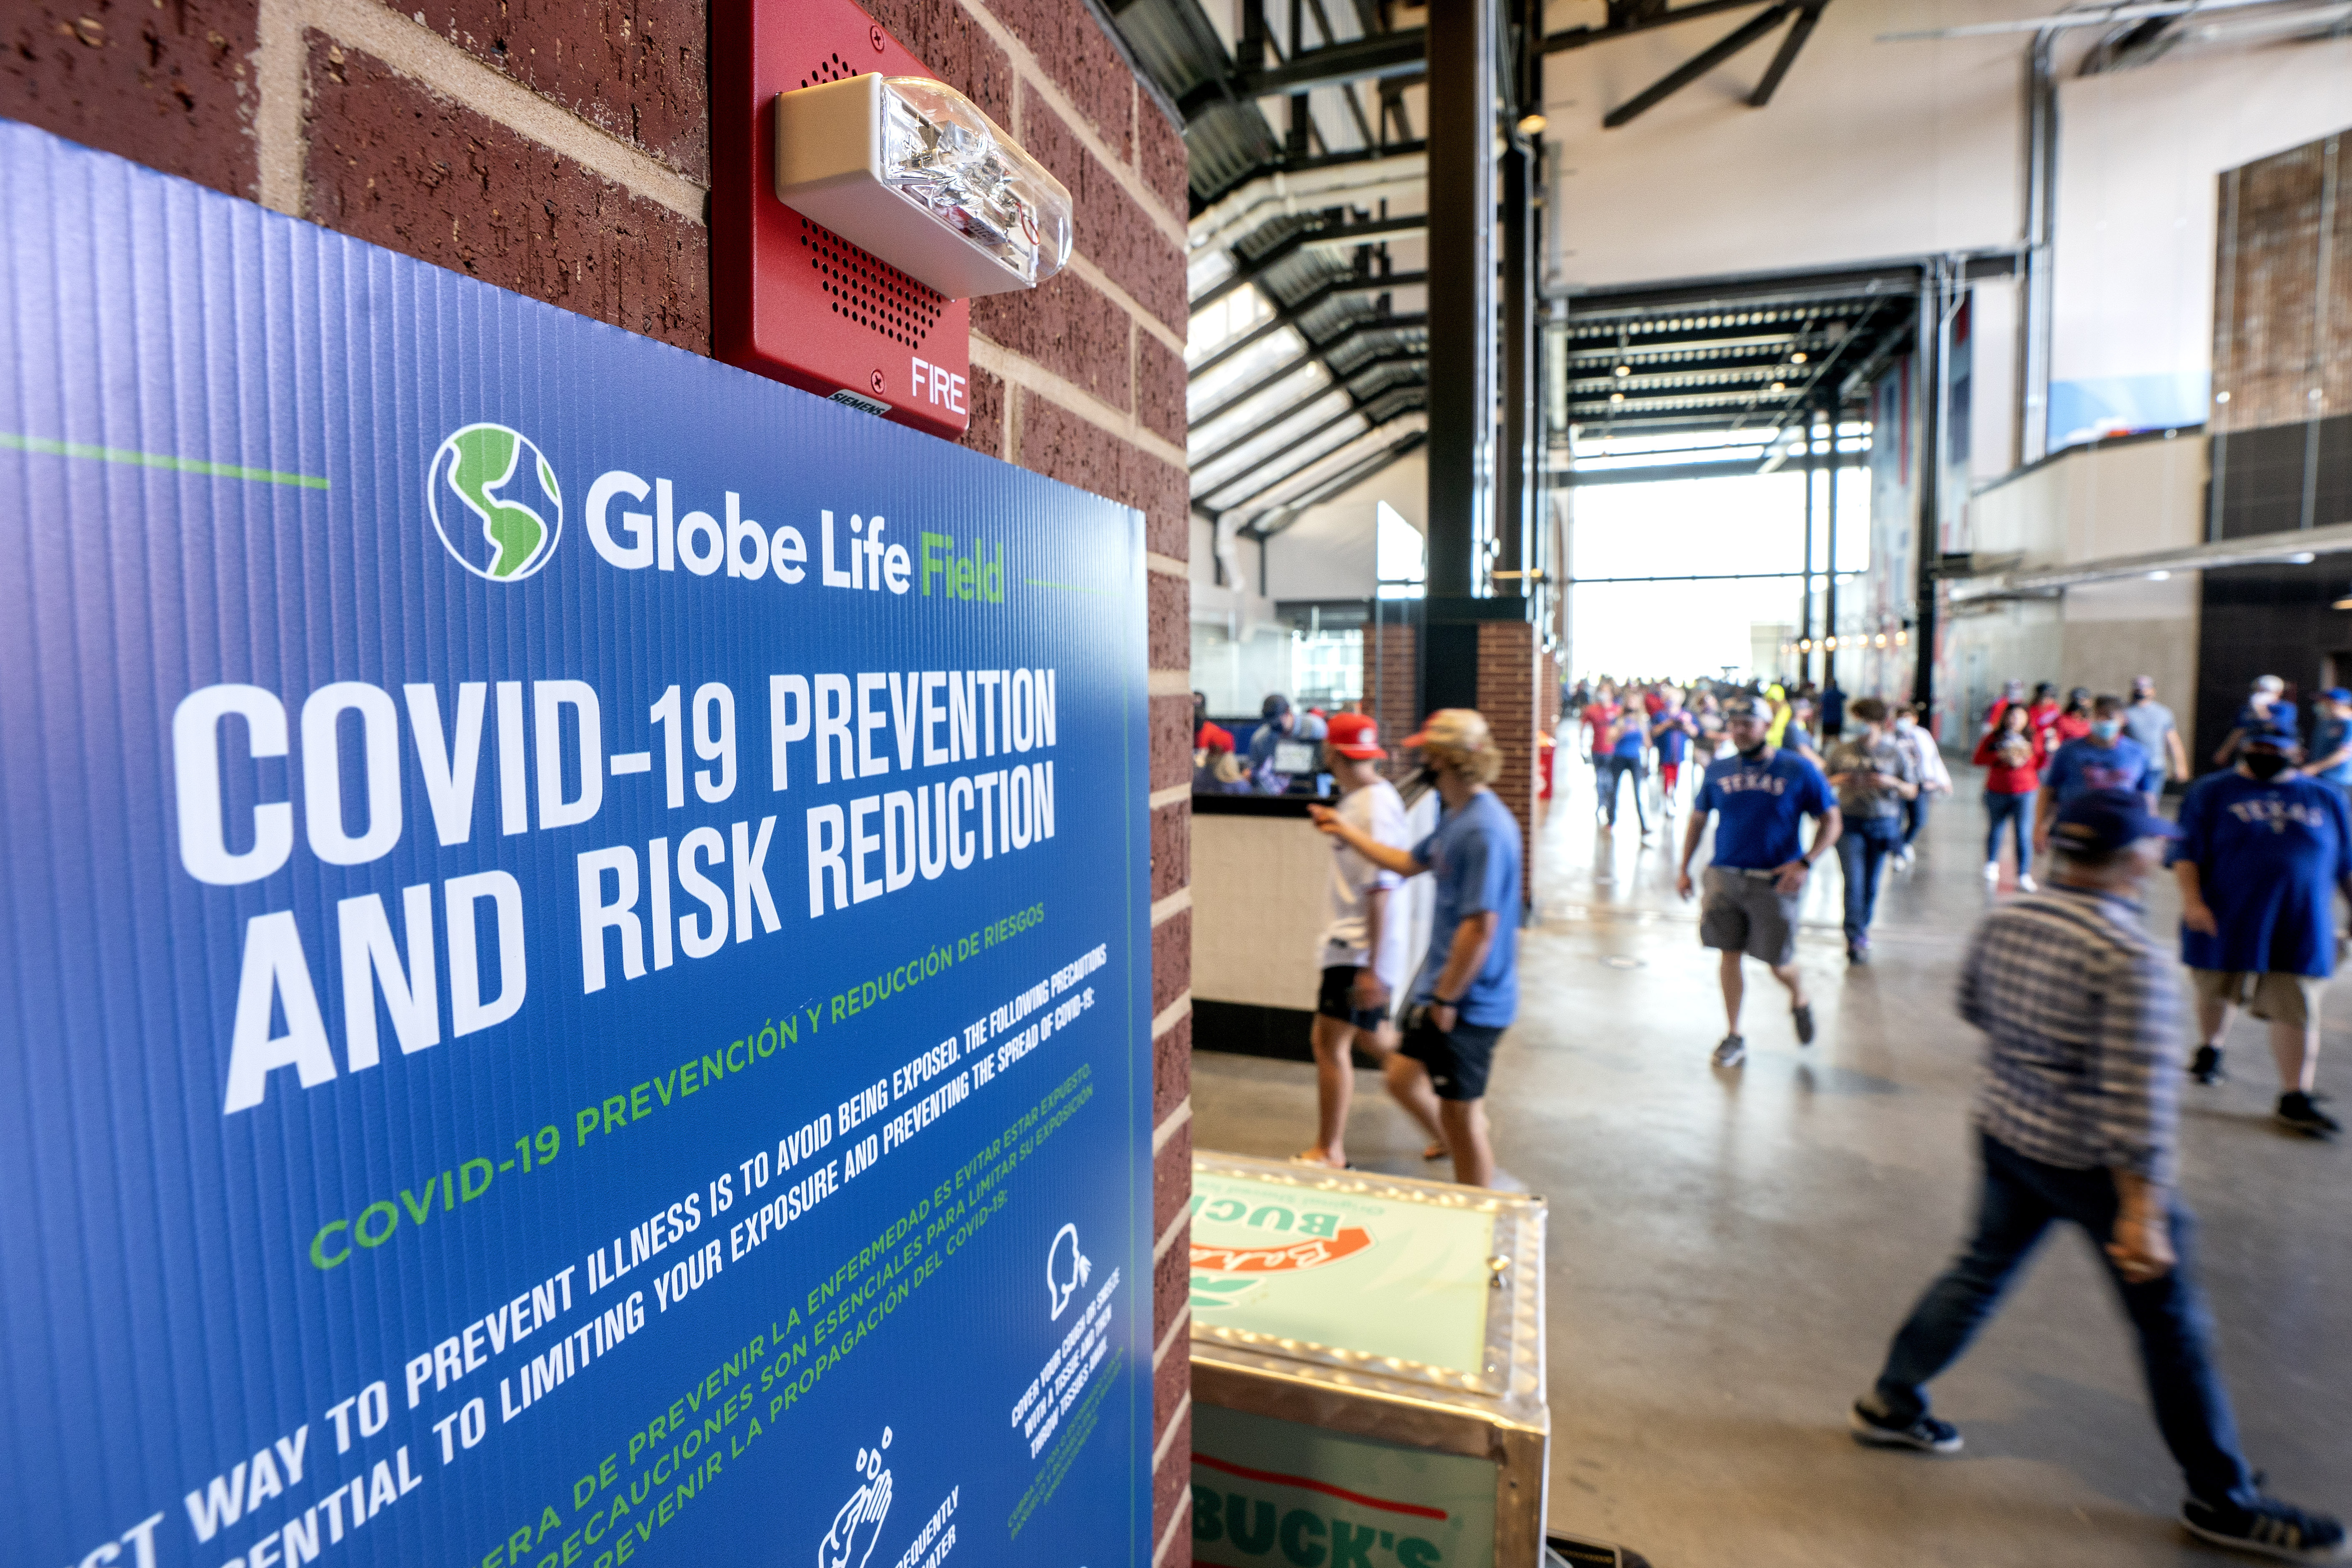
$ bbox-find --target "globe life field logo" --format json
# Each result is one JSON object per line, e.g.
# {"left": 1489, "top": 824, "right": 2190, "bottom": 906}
{"left": 428, "top": 423, "right": 563, "bottom": 581}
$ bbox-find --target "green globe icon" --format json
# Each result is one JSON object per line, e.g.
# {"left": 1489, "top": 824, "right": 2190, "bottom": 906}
{"left": 427, "top": 423, "right": 563, "bottom": 581}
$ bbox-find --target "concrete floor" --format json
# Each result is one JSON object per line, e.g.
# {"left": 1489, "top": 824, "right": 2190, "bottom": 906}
{"left": 1191, "top": 753, "right": 2352, "bottom": 1567}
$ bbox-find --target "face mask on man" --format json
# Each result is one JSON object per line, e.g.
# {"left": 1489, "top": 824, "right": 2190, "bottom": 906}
{"left": 2244, "top": 751, "right": 2292, "bottom": 780}
{"left": 2091, "top": 719, "right": 2122, "bottom": 742}
{"left": 1894, "top": 717, "right": 1915, "bottom": 733}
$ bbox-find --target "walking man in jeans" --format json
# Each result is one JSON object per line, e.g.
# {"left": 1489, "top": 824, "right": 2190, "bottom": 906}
{"left": 1677, "top": 696, "right": 1842, "bottom": 1067}
{"left": 1852, "top": 788, "right": 2343, "bottom": 1561}
{"left": 1824, "top": 696, "right": 1918, "bottom": 965}
{"left": 1311, "top": 709, "right": 1521, "bottom": 1189}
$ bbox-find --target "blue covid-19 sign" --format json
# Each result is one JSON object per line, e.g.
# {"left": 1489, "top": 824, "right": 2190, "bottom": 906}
{"left": 0, "top": 123, "right": 1153, "bottom": 1568}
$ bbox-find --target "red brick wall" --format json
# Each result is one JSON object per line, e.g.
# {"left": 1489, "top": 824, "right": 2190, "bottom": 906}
{"left": 10, "top": 0, "right": 1193, "bottom": 1558}
{"left": 1362, "top": 615, "right": 1419, "bottom": 780}
{"left": 1478, "top": 620, "right": 1539, "bottom": 904}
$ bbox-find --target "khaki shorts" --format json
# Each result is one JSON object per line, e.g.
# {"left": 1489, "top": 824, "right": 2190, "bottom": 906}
{"left": 2191, "top": 969, "right": 2325, "bottom": 1027}
{"left": 1699, "top": 867, "right": 1800, "bottom": 967}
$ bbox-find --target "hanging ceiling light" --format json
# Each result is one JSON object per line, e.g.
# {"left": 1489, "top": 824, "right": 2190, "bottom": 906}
{"left": 1614, "top": 364, "right": 1631, "bottom": 378}
{"left": 1770, "top": 380, "right": 1787, "bottom": 393}
{"left": 2332, "top": 583, "right": 2352, "bottom": 610}
{"left": 1791, "top": 350, "right": 1808, "bottom": 364}
{"left": 1609, "top": 391, "right": 1626, "bottom": 404}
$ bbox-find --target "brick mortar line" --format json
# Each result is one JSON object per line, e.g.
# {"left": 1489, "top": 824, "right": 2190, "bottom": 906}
{"left": 954, "top": 0, "right": 1189, "bottom": 247}
{"left": 1065, "top": 254, "right": 1186, "bottom": 356}
{"left": 1152, "top": 1303, "right": 1192, "bottom": 1368}
{"left": 1151, "top": 1391, "right": 1192, "bottom": 1470}
{"left": 1150, "top": 888, "right": 1192, "bottom": 925}
{"left": 1151, "top": 1097, "right": 1191, "bottom": 1156}
{"left": 967, "top": 335, "right": 1187, "bottom": 470}
{"left": 1151, "top": 993, "right": 1192, "bottom": 1038}
{"left": 1151, "top": 1488, "right": 1194, "bottom": 1568}
{"left": 1152, "top": 1208, "right": 1188, "bottom": 1263}
{"left": 258, "top": 0, "right": 709, "bottom": 221}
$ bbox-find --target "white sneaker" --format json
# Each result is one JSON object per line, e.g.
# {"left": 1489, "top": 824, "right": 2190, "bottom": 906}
{"left": 1983, "top": 861, "right": 2000, "bottom": 882}
{"left": 2017, "top": 874, "right": 2038, "bottom": 892}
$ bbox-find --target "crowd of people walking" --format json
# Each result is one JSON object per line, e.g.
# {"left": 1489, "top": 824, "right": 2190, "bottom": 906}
{"left": 1197, "top": 664, "right": 2352, "bottom": 1560}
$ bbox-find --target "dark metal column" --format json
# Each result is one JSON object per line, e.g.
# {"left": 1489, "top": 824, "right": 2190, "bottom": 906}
{"left": 1799, "top": 416, "right": 1815, "bottom": 688}
{"left": 1822, "top": 403, "right": 1838, "bottom": 693}
{"left": 1914, "top": 265, "right": 1945, "bottom": 718}
{"left": 1499, "top": 136, "right": 1535, "bottom": 600}
{"left": 1420, "top": 0, "right": 1502, "bottom": 714}
{"left": 1425, "top": 0, "right": 1496, "bottom": 603}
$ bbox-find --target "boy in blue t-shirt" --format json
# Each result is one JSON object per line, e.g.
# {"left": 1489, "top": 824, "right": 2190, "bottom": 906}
{"left": 1676, "top": 698, "right": 1843, "bottom": 1068}
{"left": 2172, "top": 723, "right": 2352, "bottom": 1135}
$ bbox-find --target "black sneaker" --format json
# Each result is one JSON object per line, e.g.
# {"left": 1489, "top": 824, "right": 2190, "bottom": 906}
{"left": 2181, "top": 1493, "right": 2347, "bottom": 1560}
{"left": 1849, "top": 1400, "right": 1962, "bottom": 1455}
{"left": 1847, "top": 945, "right": 1870, "bottom": 967}
{"left": 1711, "top": 1034, "right": 1746, "bottom": 1068}
{"left": 2278, "top": 1092, "right": 2341, "bottom": 1138}
{"left": 1792, "top": 1001, "right": 1816, "bottom": 1045}
{"left": 2192, "top": 1044, "right": 2226, "bottom": 1084}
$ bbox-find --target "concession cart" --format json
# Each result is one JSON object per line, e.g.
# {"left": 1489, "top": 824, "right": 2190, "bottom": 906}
{"left": 1186, "top": 1152, "right": 1551, "bottom": 1568}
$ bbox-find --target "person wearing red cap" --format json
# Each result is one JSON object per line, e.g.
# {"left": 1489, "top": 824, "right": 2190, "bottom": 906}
{"left": 1293, "top": 713, "right": 1446, "bottom": 1170}
{"left": 1312, "top": 708, "right": 1521, "bottom": 1190}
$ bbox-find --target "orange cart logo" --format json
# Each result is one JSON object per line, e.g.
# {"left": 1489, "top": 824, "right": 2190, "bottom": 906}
{"left": 1191, "top": 1225, "right": 1372, "bottom": 1274}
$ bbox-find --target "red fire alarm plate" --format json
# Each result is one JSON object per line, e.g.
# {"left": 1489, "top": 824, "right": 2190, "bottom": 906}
{"left": 713, "top": 0, "right": 973, "bottom": 439}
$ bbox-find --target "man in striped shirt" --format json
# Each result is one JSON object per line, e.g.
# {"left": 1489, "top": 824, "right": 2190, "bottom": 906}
{"left": 1851, "top": 788, "right": 2343, "bottom": 1561}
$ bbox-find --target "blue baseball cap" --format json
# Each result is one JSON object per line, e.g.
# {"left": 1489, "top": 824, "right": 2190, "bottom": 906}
{"left": 2051, "top": 787, "right": 2182, "bottom": 854}
{"left": 2244, "top": 719, "right": 2300, "bottom": 746}
{"left": 2324, "top": 687, "right": 2352, "bottom": 704}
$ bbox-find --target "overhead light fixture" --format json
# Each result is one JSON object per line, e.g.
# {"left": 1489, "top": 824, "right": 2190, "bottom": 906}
{"left": 2333, "top": 584, "right": 2352, "bottom": 610}
{"left": 2291, "top": 552, "right": 2318, "bottom": 564}
{"left": 1895, "top": 630, "right": 1910, "bottom": 646}
{"left": 1614, "top": 364, "right": 1631, "bottom": 378}
{"left": 1824, "top": 636, "right": 1839, "bottom": 650}
{"left": 1873, "top": 633, "right": 1888, "bottom": 648}
{"left": 1517, "top": 113, "right": 1548, "bottom": 135}
{"left": 1798, "top": 638, "right": 1813, "bottom": 652}
{"left": 1609, "top": 392, "right": 1626, "bottom": 404}
{"left": 2146, "top": 570, "right": 2171, "bottom": 581}
{"left": 1791, "top": 351, "right": 1808, "bottom": 364}
{"left": 1770, "top": 381, "right": 1786, "bottom": 392}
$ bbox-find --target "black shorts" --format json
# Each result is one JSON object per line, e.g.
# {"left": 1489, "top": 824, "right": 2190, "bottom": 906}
{"left": 1401, "top": 1014, "right": 1505, "bottom": 1101}
{"left": 1316, "top": 965, "right": 1391, "bottom": 1032}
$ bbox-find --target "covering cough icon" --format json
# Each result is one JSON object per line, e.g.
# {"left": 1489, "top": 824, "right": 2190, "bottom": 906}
{"left": 819, "top": 1428, "right": 893, "bottom": 1568}
{"left": 1047, "top": 1223, "right": 1091, "bottom": 1320}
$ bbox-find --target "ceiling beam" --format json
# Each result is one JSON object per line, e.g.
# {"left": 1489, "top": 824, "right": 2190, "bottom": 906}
{"left": 1234, "top": 31, "right": 1430, "bottom": 98}
{"left": 1747, "top": 0, "right": 1826, "bottom": 106}
{"left": 1603, "top": 2, "right": 1794, "bottom": 128}
{"left": 1192, "top": 216, "right": 1426, "bottom": 312}
{"left": 1194, "top": 329, "right": 1399, "bottom": 432}
{"left": 1240, "top": 428, "right": 1430, "bottom": 535}
{"left": 1544, "top": 0, "right": 1778, "bottom": 51}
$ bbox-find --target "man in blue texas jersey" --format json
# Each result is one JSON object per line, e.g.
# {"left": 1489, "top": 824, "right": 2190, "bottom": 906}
{"left": 1677, "top": 696, "right": 1842, "bottom": 1069}
{"left": 2172, "top": 721, "right": 2352, "bottom": 1135}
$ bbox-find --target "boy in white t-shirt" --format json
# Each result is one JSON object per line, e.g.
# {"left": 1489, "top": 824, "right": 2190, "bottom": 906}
{"left": 1296, "top": 713, "right": 1446, "bottom": 1168}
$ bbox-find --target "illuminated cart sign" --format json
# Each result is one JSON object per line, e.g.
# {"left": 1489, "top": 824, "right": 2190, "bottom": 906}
{"left": 1187, "top": 1153, "right": 1549, "bottom": 1568}
{"left": 0, "top": 123, "right": 1152, "bottom": 1568}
